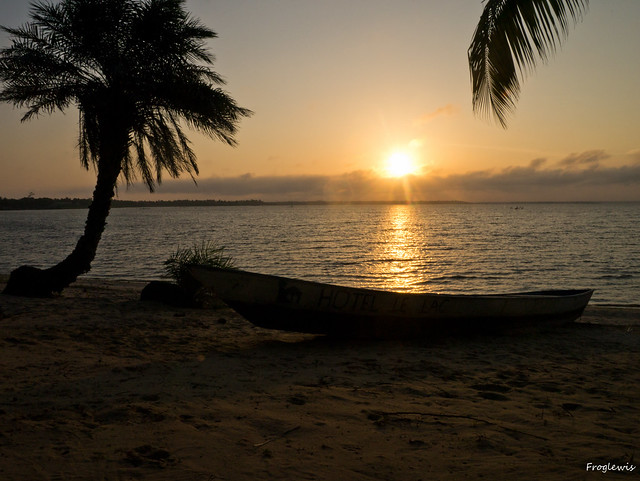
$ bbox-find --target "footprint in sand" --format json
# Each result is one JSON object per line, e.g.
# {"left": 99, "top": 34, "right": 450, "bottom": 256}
{"left": 124, "top": 445, "right": 176, "bottom": 468}
{"left": 471, "top": 383, "right": 511, "bottom": 401}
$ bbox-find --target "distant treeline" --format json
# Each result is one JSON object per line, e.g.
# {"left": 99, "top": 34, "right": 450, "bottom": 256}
{"left": 0, "top": 197, "right": 265, "bottom": 210}
{"left": 0, "top": 197, "right": 469, "bottom": 211}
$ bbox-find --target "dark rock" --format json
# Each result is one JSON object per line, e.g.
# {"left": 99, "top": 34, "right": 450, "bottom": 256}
{"left": 3, "top": 266, "right": 54, "bottom": 297}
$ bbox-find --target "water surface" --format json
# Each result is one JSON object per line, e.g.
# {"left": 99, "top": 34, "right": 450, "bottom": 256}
{"left": 1, "top": 203, "right": 638, "bottom": 305}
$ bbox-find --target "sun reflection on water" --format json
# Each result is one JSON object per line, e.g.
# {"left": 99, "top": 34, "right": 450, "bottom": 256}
{"left": 370, "top": 204, "right": 429, "bottom": 292}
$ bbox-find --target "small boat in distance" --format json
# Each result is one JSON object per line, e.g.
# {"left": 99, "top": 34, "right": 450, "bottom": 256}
{"left": 188, "top": 266, "right": 594, "bottom": 338}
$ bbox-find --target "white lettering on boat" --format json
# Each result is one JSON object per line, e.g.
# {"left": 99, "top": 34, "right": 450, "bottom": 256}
{"left": 277, "top": 281, "right": 303, "bottom": 305}
{"left": 317, "top": 287, "right": 379, "bottom": 312}
{"left": 420, "top": 298, "right": 448, "bottom": 313}
{"left": 391, "top": 296, "right": 409, "bottom": 313}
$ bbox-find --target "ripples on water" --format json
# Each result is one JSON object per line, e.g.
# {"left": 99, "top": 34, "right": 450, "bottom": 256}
{"left": 1, "top": 203, "right": 638, "bottom": 304}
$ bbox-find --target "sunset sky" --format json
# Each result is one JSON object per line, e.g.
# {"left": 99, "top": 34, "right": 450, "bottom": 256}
{"left": 1, "top": 0, "right": 639, "bottom": 202}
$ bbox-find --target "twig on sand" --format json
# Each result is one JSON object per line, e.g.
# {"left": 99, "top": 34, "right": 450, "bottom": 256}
{"left": 253, "top": 425, "right": 301, "bottom": 448}
{"left": 370, "top": 410, "right": 549, "bottom": 441}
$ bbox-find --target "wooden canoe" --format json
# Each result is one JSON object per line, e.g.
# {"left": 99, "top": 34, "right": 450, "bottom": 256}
{"left": 189, "top": 266, "right": 594, "bottom": 338}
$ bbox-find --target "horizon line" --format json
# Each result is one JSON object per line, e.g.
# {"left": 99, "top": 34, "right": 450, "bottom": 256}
{"left": 2, "top": 196, "right": 639, "bottom": 211}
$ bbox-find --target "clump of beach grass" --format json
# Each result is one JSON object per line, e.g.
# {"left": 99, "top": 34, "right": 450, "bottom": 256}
{"left": 153, "top": 240, "right": 236, "bottom": 307}
{"left": 164, "top": 240, "right": 235, "bottom": 290}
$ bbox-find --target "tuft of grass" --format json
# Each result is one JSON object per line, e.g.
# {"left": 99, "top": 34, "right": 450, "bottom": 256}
{"left": 163, "top": 240, "right": 235, "bottom": 289}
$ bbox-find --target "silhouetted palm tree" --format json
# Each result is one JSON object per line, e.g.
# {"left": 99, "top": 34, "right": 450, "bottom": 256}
{"left": 469, "top": 0, "right": 589, "bottom": 127}
{"left": 0, "top": 0, "right": 251, "bottom": 296}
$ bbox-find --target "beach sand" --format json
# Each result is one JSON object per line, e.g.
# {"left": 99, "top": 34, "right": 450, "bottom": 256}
{"left": 1, "top": 278, "right": 638, "bottom": 480}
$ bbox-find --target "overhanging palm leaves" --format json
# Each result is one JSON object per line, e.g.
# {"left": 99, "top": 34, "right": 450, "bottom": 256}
{"left": 469, "top": 0, "right": 589, "bottom": 127}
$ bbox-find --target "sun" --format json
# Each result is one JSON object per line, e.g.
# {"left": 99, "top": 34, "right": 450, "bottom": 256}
{"left": 385, "top": 151, "right": 419, "bottom": 178}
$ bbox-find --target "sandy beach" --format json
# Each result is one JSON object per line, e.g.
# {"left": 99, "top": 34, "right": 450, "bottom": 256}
{"left": 1, "top": 277, "right": 638, "bottom": 480}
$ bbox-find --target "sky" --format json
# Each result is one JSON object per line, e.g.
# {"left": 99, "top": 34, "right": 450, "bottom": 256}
{"left": 1, "top": 0, "right": 639, "bottom": 202}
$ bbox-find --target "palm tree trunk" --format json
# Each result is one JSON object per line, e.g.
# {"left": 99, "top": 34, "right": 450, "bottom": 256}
{"left": 45, "top": 161, "right": 122, "bottom": 290}
{"left": 2, "top": 161, "right": 121, "bottom": 297}
{"left": 3, "top": 104, "right": 128, "bottom": 299}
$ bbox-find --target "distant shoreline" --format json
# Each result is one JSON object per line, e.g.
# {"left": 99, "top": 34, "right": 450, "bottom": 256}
{"left": 1, "top": 197, "right": 469, "bottom": 210}
{"left": 1, "top": 197, "right": 635, "bottom": 211}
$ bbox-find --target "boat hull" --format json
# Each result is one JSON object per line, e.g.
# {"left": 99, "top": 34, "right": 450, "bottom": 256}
{"left": 189, "top": 266, "right": 594, "bottom": 338}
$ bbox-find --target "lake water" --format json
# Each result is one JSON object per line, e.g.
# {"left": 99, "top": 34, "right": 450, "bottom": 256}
{"left": 1, "top": 203, "right": 639, "bottom": 305}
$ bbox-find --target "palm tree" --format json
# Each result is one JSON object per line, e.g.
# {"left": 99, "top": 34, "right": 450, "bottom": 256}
{"left": 469, "top": 0, "right": 589, "bottom": 127}
{"left": 0, "top": 0, "right": 251, "bottom": 297}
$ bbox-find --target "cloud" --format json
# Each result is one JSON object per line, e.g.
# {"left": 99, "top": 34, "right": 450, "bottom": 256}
{"left": 625, "top": 149, "right": 640, "bottom": 161}
{"left": 417, "top": 155, "right": 640, "bottom": 201}
{"left": 528, "top": 158, "right": 547, "bottom": 169}
{"left": 414, "top": 104, "right": 458, "bottom": 125}
{"left": 558, "top": 150, "right": 609, "bottom": 167}
{"left": 195, "top": 173, "right": 326, "bottom": 197}
{"left": 432, "top": 163, "right": 640, "bottom": 191}
{"left": 119, "top": 151, "right": 640, "bottom": 202}
{"left": 124, "top": 171, "right": 383, "bottom": 201}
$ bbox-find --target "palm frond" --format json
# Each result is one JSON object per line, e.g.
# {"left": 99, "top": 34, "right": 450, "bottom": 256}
{"left": 132, "top": 131, "right": 155, "bottom": 188}
{"left": 1, "top": 0, "right": 251, "bottom": 192}
{"left": 469, "top": 0, "right": 588, "bottom": 128}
